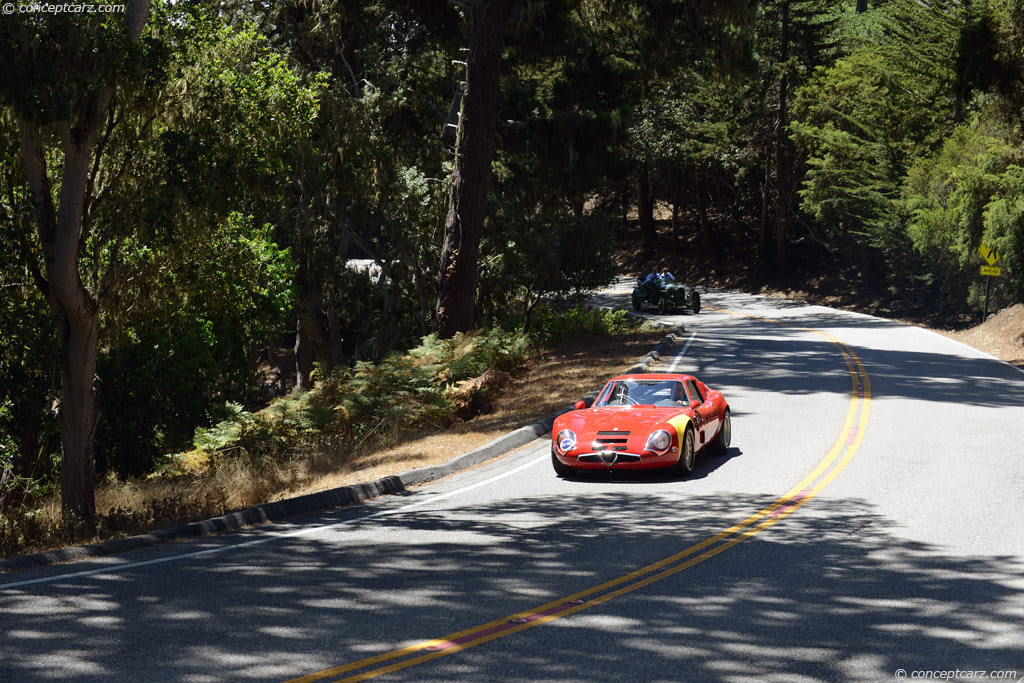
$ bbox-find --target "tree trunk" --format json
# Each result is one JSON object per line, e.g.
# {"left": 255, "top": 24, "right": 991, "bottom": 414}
{"left": 621, "top": 184, "right": 629, "bottom": 231}
{"left": 670, "top": 177, "right": 681, "bottom": 253}
{"left": 328, "top": 309, "right": 346, "bottom": 369}
{"left": 372, "top": 280, "right": 400, "bottom": 364}
{"left": 637, "top": 163, "right": 657, "bottom": 249}
{"left": 695, "top": 173, "right": 722, "bottom": 259}
{"left": 56, "top": 310, "right": 101, "bottom": 519}
{"left": 294, "top": 284, "right": 333, "bottom": 383}
{"left": 760, "top": 143, "right": 772, "bottom": 262}
{"left": 399, "top": 242, "right": 431, "bottom": 335}
{"left": 522, "top": 291, "right": 538, "bottom": 335}
{"left": 856, "top": 0, "right": 868, "bottom": 13}
{"left": 435, "top": 0, "right": 513, "bottom": 339}
{"left": 775, "top": 0, "right": 791, "bottom": 273}
{"left": 17, "top": 425, "right": 41, "bottom": 481}
{"left": 21, "top": 122, "right": 104, "bottom": 520}
{"left": 295, "top": 315, "right": 314, "bottom": 392}
{"left": 15, "top": 0, "right": 153, "bottom": 520}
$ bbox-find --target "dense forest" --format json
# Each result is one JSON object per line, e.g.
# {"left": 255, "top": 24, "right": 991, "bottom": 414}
{"left": 1, "top": 0, "right": 1023, "bottom": 528}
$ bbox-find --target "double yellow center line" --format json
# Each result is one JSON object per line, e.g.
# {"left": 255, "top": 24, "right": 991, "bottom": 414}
{"left": 285, "top": 310, "right": 871, "bottom": 683}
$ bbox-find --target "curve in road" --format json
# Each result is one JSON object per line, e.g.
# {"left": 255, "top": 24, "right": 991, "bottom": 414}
{"left": 283, "top": 305, "right": 872, "bottom": 683}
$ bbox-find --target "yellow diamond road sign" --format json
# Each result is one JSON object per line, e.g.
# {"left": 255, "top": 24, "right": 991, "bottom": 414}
{"left": 978, "top": 243, "right": 1000, "bottom": 265}
{"left": 980, "top": 265, "right": 1002, "bottom": 277}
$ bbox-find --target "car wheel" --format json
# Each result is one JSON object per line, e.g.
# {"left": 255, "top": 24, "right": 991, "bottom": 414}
{"left": 710, "top": 409, "right": 731, "bottom": 455}
{"left": 551, "top": 448, "right": 577, "bottom": 478}
{"left": 670, "top": 426, "right": 696, "bottom": 478}
{"left": 631, "top": 292, "right": 641, "bottom": 311}
{"left": 658, "top": 296, "right": 668, "bottom": 315}
{"left": 691, "top": 289, "right": 701, "bottom": 314}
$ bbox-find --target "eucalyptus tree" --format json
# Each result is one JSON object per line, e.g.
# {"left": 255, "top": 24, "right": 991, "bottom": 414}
{"left": 0, "top": 3, "right": 321, "bottom": 515}
{"left": 0, "top": 0, "right": 155, "bottom": 517}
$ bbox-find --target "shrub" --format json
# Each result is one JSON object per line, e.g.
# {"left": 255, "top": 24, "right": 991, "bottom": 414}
{"left": 526, "top": 305, "right": 634, "bottom": 347}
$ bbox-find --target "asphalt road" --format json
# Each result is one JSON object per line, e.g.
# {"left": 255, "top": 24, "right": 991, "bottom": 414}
{"left": 2, "top": 287, "right": 1023, "bottom": 683}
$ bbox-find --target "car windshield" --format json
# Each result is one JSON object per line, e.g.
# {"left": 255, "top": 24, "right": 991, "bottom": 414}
{"left": 596, "top": 379, "right": 686, "bottom": 407}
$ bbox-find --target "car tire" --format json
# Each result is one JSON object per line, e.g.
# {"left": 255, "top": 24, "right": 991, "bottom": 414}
{"left": 670, "top": 426, "right": 696, "bottom": 478}
{"left": 691, "top": 289, "right": 701, "bottom": 314}
{"left": 632, "top": 293, "right": 641, "bottom": 311}
{"left": 658, "top": 296, "right": 668, "bottom": 315}
{"left": 710, "top": 409, "right": 731, "bottom": 455}
{"left": 551, "top": 448, "right": 577, "bottom": 478}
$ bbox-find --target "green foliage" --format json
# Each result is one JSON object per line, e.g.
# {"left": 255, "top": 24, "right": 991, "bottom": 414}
{"left": 173, "top": 306, "right": 641, "bottom": 472}
{"left": 168, "top": 326, "right": 532, "bottom": 471}
{"left": 513, "top": 305, "right": 636, "bottom": 348}
{"left": 0, "top": 399, "right": 23, "bottom": 509}
{"left": 480, "top": 203, "right": 618, "bottom": 320}
{"left": 95, "top": 212, "right": 295, "bottom": 477}
{"left": 903, "top": 123, "right": 1024, "bottom": 306}
{"left": 0, "top": 114, "right": 59, "bottom": 499}
{"left": 982, "top": 166, "right": 1024, "bottom": 302}
{"left": 955, "top": 0, "right": 1024, "bottom": 128}
{"left": 190, "top": 402, "right": 291, "bottom": 471}
{"left": 792, "top": 0, "right": 962, "bottom": 248}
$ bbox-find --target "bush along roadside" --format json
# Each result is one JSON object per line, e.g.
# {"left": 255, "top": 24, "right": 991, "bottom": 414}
{"left": 0, "top": 305, "right": 651, "bottom": 559}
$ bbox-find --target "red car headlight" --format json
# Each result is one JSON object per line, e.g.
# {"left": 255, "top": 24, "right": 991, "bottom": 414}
{"left": 645, "top": 429, "right": 672, "bottom": 454}
{"left": 556, "top": 430, "right": 577, "bottom": 454}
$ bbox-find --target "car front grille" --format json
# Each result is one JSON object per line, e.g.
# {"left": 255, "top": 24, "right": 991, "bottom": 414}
{"left": 594, "top": 431, "right": 630, "bottom": 451}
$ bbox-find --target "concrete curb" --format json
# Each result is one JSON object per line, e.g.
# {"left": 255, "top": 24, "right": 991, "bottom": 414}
{"left": 0, "top": 324, "right": 684, "bottom": 575}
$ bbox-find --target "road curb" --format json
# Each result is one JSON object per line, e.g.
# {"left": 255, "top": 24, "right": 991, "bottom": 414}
{"left": 0, "top": 324, "right": 683, "bottom": 575}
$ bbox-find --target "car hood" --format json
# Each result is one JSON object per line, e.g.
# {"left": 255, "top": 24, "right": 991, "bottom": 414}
{"left": 555, "top": 405, "right": 688, "bottom": 436}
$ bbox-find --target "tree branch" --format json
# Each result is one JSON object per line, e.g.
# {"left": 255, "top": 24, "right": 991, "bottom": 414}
{"left": 318, "top": 9, "right": 360, "bottom": 95}
{"left": 82, "top": 96, "right": 123, "bottom": 251}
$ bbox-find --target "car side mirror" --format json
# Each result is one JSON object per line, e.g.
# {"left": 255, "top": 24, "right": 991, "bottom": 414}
{"left": 574, "top": 400, "right": 587, "bottom": 410}
{"left": 690, "top": 399, "right": 700, "bottom": 410}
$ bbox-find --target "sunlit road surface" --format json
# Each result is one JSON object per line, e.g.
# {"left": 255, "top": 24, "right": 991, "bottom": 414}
{"left": 2, "top": 287, "right": 1022, "bottom": 682}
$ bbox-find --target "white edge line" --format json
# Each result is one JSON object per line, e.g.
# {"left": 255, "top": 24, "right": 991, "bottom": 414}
{"left": 0, "top": 449, "right": 548, "bottom": 591}
{"left": 667, "top": 331, "right": 698, "bottom": 372}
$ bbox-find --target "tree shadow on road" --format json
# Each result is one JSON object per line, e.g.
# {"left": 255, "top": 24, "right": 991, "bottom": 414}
{"left": 3, "top": 490, "right": 1022, "bottom": 682}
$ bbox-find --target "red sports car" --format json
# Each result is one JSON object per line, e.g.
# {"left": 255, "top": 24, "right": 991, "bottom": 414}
{"left": 551, "top": 373, "right": 731, "bottom": 477}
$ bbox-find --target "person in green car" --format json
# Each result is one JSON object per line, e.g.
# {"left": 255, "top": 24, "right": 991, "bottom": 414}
{"left": 659, "top": 267, "right": 675, "bottom": 281}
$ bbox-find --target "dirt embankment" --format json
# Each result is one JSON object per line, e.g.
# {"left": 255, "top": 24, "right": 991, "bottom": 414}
{"left": 934, "top": 304, "right": 1024, "bottom": 370}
